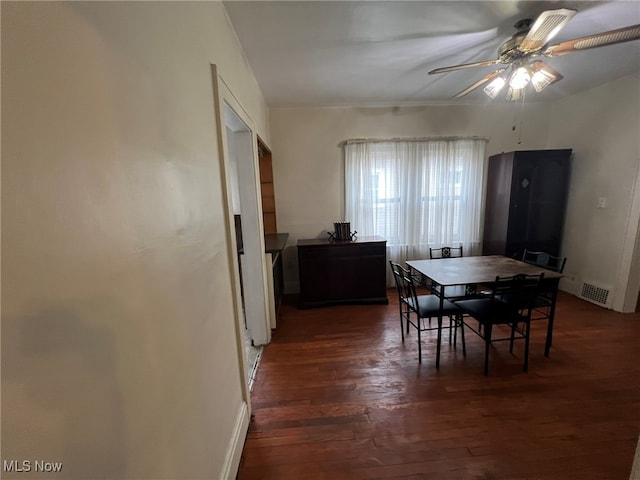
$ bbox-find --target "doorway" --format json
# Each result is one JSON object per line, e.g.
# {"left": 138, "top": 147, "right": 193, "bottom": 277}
{"left": 223, "top": 107, "right": 264, "bottom": 388}
{"left": 213, "top": 70, "right": 271, "bottom": 394}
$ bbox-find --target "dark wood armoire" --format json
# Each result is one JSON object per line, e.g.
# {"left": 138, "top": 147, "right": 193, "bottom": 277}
{"left": 482, "top": 149, "right": 572, "bottom": 259}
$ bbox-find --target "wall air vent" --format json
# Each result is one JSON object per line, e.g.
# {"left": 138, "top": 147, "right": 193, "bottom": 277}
{"left": 580, "top": 282, "right": 611, "bottom": 308}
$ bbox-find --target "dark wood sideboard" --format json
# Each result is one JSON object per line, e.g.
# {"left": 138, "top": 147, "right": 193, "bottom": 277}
{"left": 265, "top": 233, "right": 288, "bottom": 320}
{"left": 297, "top": 236, "right": 388, "bottom": 308}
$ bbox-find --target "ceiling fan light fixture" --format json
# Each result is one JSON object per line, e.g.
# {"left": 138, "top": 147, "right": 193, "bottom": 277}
{"left": 509, "top": 67, "right": 531, "bottom": 89}
{"left": 506, "top": 86, "right": 525, "bottom": 102}
{"left": 529, "top": 61, "right": 564, "bottom": 92}
{"left": 426, "top": 7, "right": 640, "bottom": 101}
{"left": 483, "top": 76, "right": 507, "bottom": 98}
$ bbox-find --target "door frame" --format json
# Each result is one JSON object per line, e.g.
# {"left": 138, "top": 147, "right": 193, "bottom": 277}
{"left": 614, "top": 163, "right": 640, "bottom": 312}
{"left": 211, "top": 65, "right": 271, "bottom": 477}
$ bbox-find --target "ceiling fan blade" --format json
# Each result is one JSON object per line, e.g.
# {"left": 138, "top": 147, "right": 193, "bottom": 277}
{"left": 453, "top": 69, "right": 506, "bottom": 98}
{"left": 518, "top": 8, "right": 577, "bottom": 53}
{"left": 428, "top": 59, "right": 499, "bottom": 75}
{"left": 545, "top": 23, "right": 640, "bottom": 56}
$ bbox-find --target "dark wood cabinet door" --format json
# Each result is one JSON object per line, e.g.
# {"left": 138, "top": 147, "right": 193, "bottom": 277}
{"left": 297, "top": 237, "right": 388, "bottom": 308}
{"left": 483, "top": 152, "right": 514, "bottom": 256}
{"left": 298, "top": 255, "right": 332, "bottom": 301}
{"left": 484, "top": 149, "right": 572, "bottom": 258}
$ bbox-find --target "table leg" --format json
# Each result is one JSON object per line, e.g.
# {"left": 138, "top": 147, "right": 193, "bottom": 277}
{"left": 436, "top": 286, "right": 444, "bottom": 369}
{"left": 545, "top": 280, "right": 560, "bottom": 357}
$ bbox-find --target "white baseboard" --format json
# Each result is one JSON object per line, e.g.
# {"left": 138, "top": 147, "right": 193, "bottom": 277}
{"left": 220, "top": 401, "right": 250, "bottom": 480}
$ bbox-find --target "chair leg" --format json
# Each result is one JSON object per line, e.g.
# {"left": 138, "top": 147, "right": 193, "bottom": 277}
{"left": 453, "top": 316, "right": 457, "bottom": 346}
{"left": 406, "top": 309, "right": 411, "bottom": 334}
{"left": 417, "top": 318, "right": 422, "bottom": 363}
{"left": 546, "top": 287, "right": 559, "bottom": 354}
{"left": 459, "top": 315, "right": 466, "bottom": 356}
{"left": 524, "top": 320, "right": 531, "bottom": 372}
{"left": 483, "top": 323, "right": 492, "bottom": 376}
{"left": 509, "top": 321, "right": 517, "bottom": 353}
{"left": 545, "top": 304, "right": 555, "bottom": 357}
{"left": 399, "top": 305, "right": 405, "bottom": 343}
{"left": 436, "top": 315, "right": 445, "bottom": 369}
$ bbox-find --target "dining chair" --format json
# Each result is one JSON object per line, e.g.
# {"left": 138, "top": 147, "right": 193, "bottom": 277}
{"left": 389, "top": 261, "right": 465, "bottom": 364}
{"left": 522, "top": 249, "right": 566, "bottom": 273}
{"left": 411, "top": 245, "right": 464, "bottom": 288}
{"left": 429, "top": 246, "right": 463, "bottom": 259}
{"left": 454, "top": 273, "right": 544, "bottom": 375}
{"left": 428, "top": 245, "right": 476, "bottom": 299}
{"left": 521, "top": 249, "right": 566, "bottom": 356}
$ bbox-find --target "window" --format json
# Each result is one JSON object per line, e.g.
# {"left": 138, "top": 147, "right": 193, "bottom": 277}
{"left": 344, "top": 138, "right": 486, "bottom": 265}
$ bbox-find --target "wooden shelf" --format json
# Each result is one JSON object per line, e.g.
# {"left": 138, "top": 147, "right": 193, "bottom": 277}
{"left": 258, "top": 138, "right": 277, "bottom": 234}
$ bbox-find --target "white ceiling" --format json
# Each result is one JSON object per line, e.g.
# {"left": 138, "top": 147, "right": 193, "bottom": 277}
{"left": 224, "top": 0, "right": 640, "bottom": 107}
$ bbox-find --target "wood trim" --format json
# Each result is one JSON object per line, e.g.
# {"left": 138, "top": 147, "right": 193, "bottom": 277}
{"left": 258, "top": 137, "right": 277, "bottom": 234}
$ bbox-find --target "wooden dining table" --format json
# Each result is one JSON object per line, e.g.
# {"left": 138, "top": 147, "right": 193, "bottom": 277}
{"left": 406, "top": 255, "right": 563, "bottom": 368}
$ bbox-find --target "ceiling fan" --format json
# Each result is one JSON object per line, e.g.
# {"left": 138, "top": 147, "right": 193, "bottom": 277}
{"left": 428, "top": 8, "right": 640, "bottom": 100}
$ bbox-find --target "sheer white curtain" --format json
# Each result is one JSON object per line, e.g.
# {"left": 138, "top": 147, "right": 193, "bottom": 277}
{"left": 344, "top": 138, "right": 486, "bottom": 284}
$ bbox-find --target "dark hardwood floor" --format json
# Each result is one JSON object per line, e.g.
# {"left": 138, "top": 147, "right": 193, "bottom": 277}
{"left": 238, "top": 290, "right": 640, "bottom": 479}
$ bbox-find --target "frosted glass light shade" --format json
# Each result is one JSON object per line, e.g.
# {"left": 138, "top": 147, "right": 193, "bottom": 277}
{"left": 506, "top": 87, "right": 525, "bottom": 101}
{"left": 509, "top": 67, "right": 531, "bottom": 89}
{"left": 483, "top": 76, "right": 507, "bottom": 98}
{"left": 529, "top": 61, "right": 563, "bottom": 92}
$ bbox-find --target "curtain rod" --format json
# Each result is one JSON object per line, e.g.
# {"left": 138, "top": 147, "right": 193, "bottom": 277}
{"left": 340, "top": 136, "right": 489, "bottom": 146}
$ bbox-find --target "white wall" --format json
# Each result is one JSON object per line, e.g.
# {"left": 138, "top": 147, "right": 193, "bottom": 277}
{"left": 226, "top": 125, "right": 242, "bottom": 214}
{"left": 547, "top": 73, "right": 640, "bottom": 312}
{"left": 270, "top": 103, "right": 554, "bottom": 292}
{"left": 1, "top": 2, "right": 269, "bottom": 478}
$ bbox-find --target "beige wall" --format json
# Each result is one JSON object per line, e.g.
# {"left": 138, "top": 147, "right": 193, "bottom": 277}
{"left": 548, "top": 73, "right": 640, "bottom": 311}
{"left": 270, "top": 103, "right": 554, "bottom": 292}
{"left": 1, "top": 2, "right": 268, "bottom": 478}
{"left": 270, "top": 79, "right": 640, "bottom": 310}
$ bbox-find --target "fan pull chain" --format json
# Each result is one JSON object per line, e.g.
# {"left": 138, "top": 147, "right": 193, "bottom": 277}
{"left": 517, "top": 88, "right": 526, "bottom": 145}
{"left": 512, "top": 88, "right": 527, "bottom": 145}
